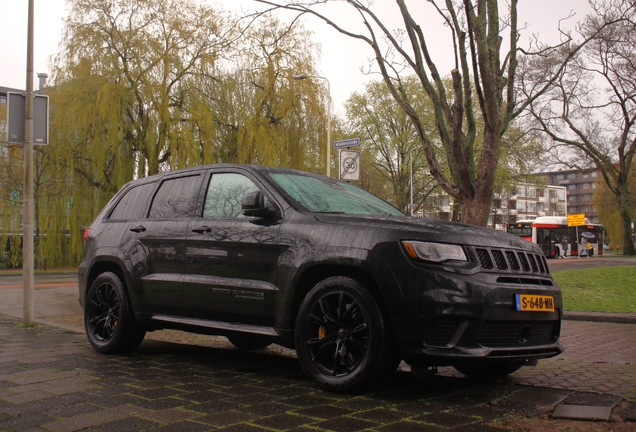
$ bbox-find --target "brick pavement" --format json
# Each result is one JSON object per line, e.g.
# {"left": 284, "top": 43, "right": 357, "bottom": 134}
{"left": 1, "top": 315, "right": 635, "bottom": 431}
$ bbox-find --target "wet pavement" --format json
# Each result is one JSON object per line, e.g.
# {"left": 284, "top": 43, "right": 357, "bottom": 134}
{"left": 1, "top": 258, "right": 635, "bottom": 431}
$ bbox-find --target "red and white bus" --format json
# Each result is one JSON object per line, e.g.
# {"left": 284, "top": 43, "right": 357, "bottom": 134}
{"left": 506, "top": 216, "right": 604, "bottom": 258}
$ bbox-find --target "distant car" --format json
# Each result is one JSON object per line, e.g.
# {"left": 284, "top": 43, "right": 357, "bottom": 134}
{"left": 78, "top": 164, "right": 563, "bottom": 391}
{"left": 603, "top": 244, "right": 610, "bottom": 250}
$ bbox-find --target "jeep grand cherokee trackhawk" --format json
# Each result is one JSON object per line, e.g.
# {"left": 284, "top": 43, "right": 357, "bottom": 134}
{"left": 79, "top": 164, "right": 563, "bottom": 391}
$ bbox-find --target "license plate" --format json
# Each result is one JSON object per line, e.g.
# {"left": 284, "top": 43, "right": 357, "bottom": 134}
{"left": 515, "top": 294, "right": 555, "bottom": 312}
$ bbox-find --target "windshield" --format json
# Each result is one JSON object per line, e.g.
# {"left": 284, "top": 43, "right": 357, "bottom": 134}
{"left": 270, "top": 173, "right": 404, "bottom": 216}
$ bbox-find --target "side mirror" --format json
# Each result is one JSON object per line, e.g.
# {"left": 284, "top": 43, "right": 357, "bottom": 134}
{"left": 241, "top": 191, "right": 271, "bottom": 218}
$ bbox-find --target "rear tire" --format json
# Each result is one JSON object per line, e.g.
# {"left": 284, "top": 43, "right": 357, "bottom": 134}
{"left": 295, "top": 276, "right": 398, "bottom": 392}
{"left": 84, "top": 272, "right": 146, "bottom": 354}
{"left": 454, "top": 361, "right": 524, "bottom": 379}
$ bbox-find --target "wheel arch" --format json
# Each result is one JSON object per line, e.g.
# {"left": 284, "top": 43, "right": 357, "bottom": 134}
{"left": 83, "top": 259, "right": 129, "bottom": 307}
{"left": 288, "top": 264, "right": 396, "bottom": 349}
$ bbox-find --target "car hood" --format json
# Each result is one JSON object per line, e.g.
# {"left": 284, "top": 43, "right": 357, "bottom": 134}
{"left": 313, "top": 213, "right": 540, "bottom": 253}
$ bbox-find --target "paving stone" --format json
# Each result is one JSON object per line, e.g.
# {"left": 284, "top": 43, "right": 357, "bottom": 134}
{"left": 145, "top": 420, "right": 214, "bottom": 432}
{"left": 413, "top": 411, "right": 480, "bottom": 428}
{"left": 616, "top": 402, "right": 636, "bottom": 422}
{"left": 552, "top": 404, "right": 612, "bottom": 421}
{"left": 0, "top": 413, "right": 54, "bottom": 431}
{"left": 314, "top": 416, "right": 380, "bottom": 431}
{"left": 561, "top": 392, "right": 622, "bottom": 407}
{"left": 352, "top": 407, "right": 412, "bottom": 424}
{"left": 196, "top": 409, "right": 257, "bottom": 427}
{"left": 505, "top": 388, "right": 570, "bottom": 406}
{"left": 376, "top": 419, "right": 442, "bottom": 431}
{"left": 252, "top": 412, "right": 315, "bottom": 429}
{"left": 93, "top": 416, "right": 161, "bottom": 432}
{"left": 294, "top": 404, "right": 355, "bottom": 420}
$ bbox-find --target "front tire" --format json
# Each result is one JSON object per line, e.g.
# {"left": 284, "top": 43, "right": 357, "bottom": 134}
{"left": 84, "top": 272, "right": 146, "bottom": 354}
{"left": 295, "top": 276, "right": 398, "bottom": 392}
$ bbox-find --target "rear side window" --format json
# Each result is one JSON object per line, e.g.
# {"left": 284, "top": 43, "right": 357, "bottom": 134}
{"left": 109, "top": 182, "right": 156, "bottom": 220}
{"left": 149, "top": 175, "right": 201, "bottom": 219}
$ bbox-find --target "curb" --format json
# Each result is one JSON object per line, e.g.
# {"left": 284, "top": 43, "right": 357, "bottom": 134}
{"left": 563, "top": 311, "right": 636, "bottom": 324}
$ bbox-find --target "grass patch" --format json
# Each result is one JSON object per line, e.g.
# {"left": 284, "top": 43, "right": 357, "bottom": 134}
{"left": 14, "top": 322, "right": 41, "bottom": 330}
{"left": 553, "top": 266, "right": 636, "bottom": 313}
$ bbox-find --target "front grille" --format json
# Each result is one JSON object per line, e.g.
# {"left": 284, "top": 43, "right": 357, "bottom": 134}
{"left": 474, "top": 248, "right": 550, "bottom": 276}
{"left": 478, "top": 321, "right": 558, "bottom": 348}
{"left": 423, "top": 319, "right": 464, "bottom": 347}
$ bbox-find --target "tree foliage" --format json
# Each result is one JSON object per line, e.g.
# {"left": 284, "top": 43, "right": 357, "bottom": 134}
{"left": 1, "top": 0, "right": 327, "bottom": 268}
{"left": 526, "top": 0, "right": 636, "bottom": 255}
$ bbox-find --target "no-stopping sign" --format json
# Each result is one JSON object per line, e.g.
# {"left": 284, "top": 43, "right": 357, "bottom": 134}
{"left": 339, "top": 150, "right": 360, "bottom": 181}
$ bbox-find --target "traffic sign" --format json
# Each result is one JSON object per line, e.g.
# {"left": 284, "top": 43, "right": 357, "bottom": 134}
{"left": 568, "top": 214, "right": 585, "bottom": 226}
{"left": 334, "top": 138, "right": 360, "bottom": 149}
{"left": 6, "top": 92, "right": 49, "bottom": 145}
{"left": 339, "top": 150, "right": 360, "bottom": 181}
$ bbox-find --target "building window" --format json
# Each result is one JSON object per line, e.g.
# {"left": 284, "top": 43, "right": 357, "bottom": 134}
{"left": 527, "top": 202, "right": 536, "bottom": 212}
{"left": 568, "top": 173, "right": 576, "bottom": 179}
{"left": 592, "top": 171, "right": 598, "bottom": 177}
{"left": 527, "top": 188, "right": 536, "bottom": 198}
{"left": 557, "top": 189, "right": 565, "bottom": 199}
{"left": 592, "top": 183, "right": 597, "bottom": 189}
{"left": 517, "top": 186, "right": 526, "bottom": 197}
{"left": 568, "top": 206, "right": 577, "bottom": 213}
{"left": 518, "top": 200, "right": 526, "bottom": 212}
{"left": 583, "top": 194, "right": 590, "bottom": 202}
{"left": 583, "top": 183, "right": 590, "bottom": 190}
{"left": 556, "top": 174, "right": 565, "bottom": 180}
{"left": 583, "top": 172, "right": 589, "bottom": 178}
{"left": 568, "top": 184, "right": 576, "bottom": 191}
{"left": 509, "top": 200, "right": 516, "bottom": 210}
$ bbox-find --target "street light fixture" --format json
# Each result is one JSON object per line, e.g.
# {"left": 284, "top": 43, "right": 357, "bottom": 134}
{"left": 293, "top": 74, "right": 331, "bottom": 177}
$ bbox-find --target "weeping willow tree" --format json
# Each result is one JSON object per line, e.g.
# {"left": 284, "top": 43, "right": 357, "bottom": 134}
{"left": 2, "top": 0, "right": 326, "bottom": 268}
{"left": 194, "top": 16, "right": 327, "bottom": 172}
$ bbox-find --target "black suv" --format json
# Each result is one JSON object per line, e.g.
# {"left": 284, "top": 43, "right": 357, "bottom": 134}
{"left": 79, "top": 164, "right": 563, "bottom": 391}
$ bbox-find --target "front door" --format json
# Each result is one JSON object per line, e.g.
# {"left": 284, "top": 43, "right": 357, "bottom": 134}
{"left": 184, "top": 172, "right": 281, "bottom": 326}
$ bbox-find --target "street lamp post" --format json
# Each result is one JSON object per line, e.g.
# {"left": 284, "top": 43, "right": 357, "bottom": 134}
{"left": 293, "top": 74, "right": 331, "bottom": 177}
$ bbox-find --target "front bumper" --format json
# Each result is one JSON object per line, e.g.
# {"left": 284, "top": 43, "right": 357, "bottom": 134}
{"left": 386, "top": 246, "right": 564, "bottom": 367}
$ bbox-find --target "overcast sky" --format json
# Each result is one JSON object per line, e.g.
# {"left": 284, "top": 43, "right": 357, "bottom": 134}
{"left": 0, "top": 0, "right": 591, "bottom": 113}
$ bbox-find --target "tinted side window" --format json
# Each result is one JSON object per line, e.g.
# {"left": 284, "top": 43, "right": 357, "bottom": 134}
{"left": 109, "top": 182, "right": 156, "bottom": 220}
{"left": 149, "top": 175, "right": 201, "bottom": 219}
{"left": 203, "top": 173, "right": 263, "bottom": 219}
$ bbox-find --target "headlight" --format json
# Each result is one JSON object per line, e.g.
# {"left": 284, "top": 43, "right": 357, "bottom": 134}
{"left": 402, "top": 241, "right": 467, "bottom": 263}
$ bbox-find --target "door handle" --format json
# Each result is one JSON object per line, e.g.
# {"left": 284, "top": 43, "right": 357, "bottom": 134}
{"left": 191, "top": 226, "right": 212, "bottom": 234}
{"left": 129, "top": 225, "right": 146, "bottom": 233}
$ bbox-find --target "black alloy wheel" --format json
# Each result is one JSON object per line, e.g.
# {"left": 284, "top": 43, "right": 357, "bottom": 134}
{"left": 295, "top": 276, "right": 398, "bottom": 392}
{"left": 84, "top": 272, "right": 145, "bottom": 354}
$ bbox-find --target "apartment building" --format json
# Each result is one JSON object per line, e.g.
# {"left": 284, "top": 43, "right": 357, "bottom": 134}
{"left": 489, "top": 184, "right": 567, "bottom": 230}
{"left": 540, "top": 169, "right": 600, "bottom": 224}
{"left": 420, "top": 183, "right": 567, "bottom": 231}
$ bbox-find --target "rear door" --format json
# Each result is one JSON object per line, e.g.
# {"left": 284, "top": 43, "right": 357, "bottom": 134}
{"left": 123, "top": 172, "right": 204, "bottom": 315}
{"left": 184, "top": 170, "right": 282, "bottom": 326}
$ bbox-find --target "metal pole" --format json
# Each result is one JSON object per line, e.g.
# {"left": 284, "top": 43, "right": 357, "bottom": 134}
{"left": 293, "top": 74, "right": 331, "bottom": 177}
{"left": 23, "top": 0, "right": 35, "bottom": 324}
